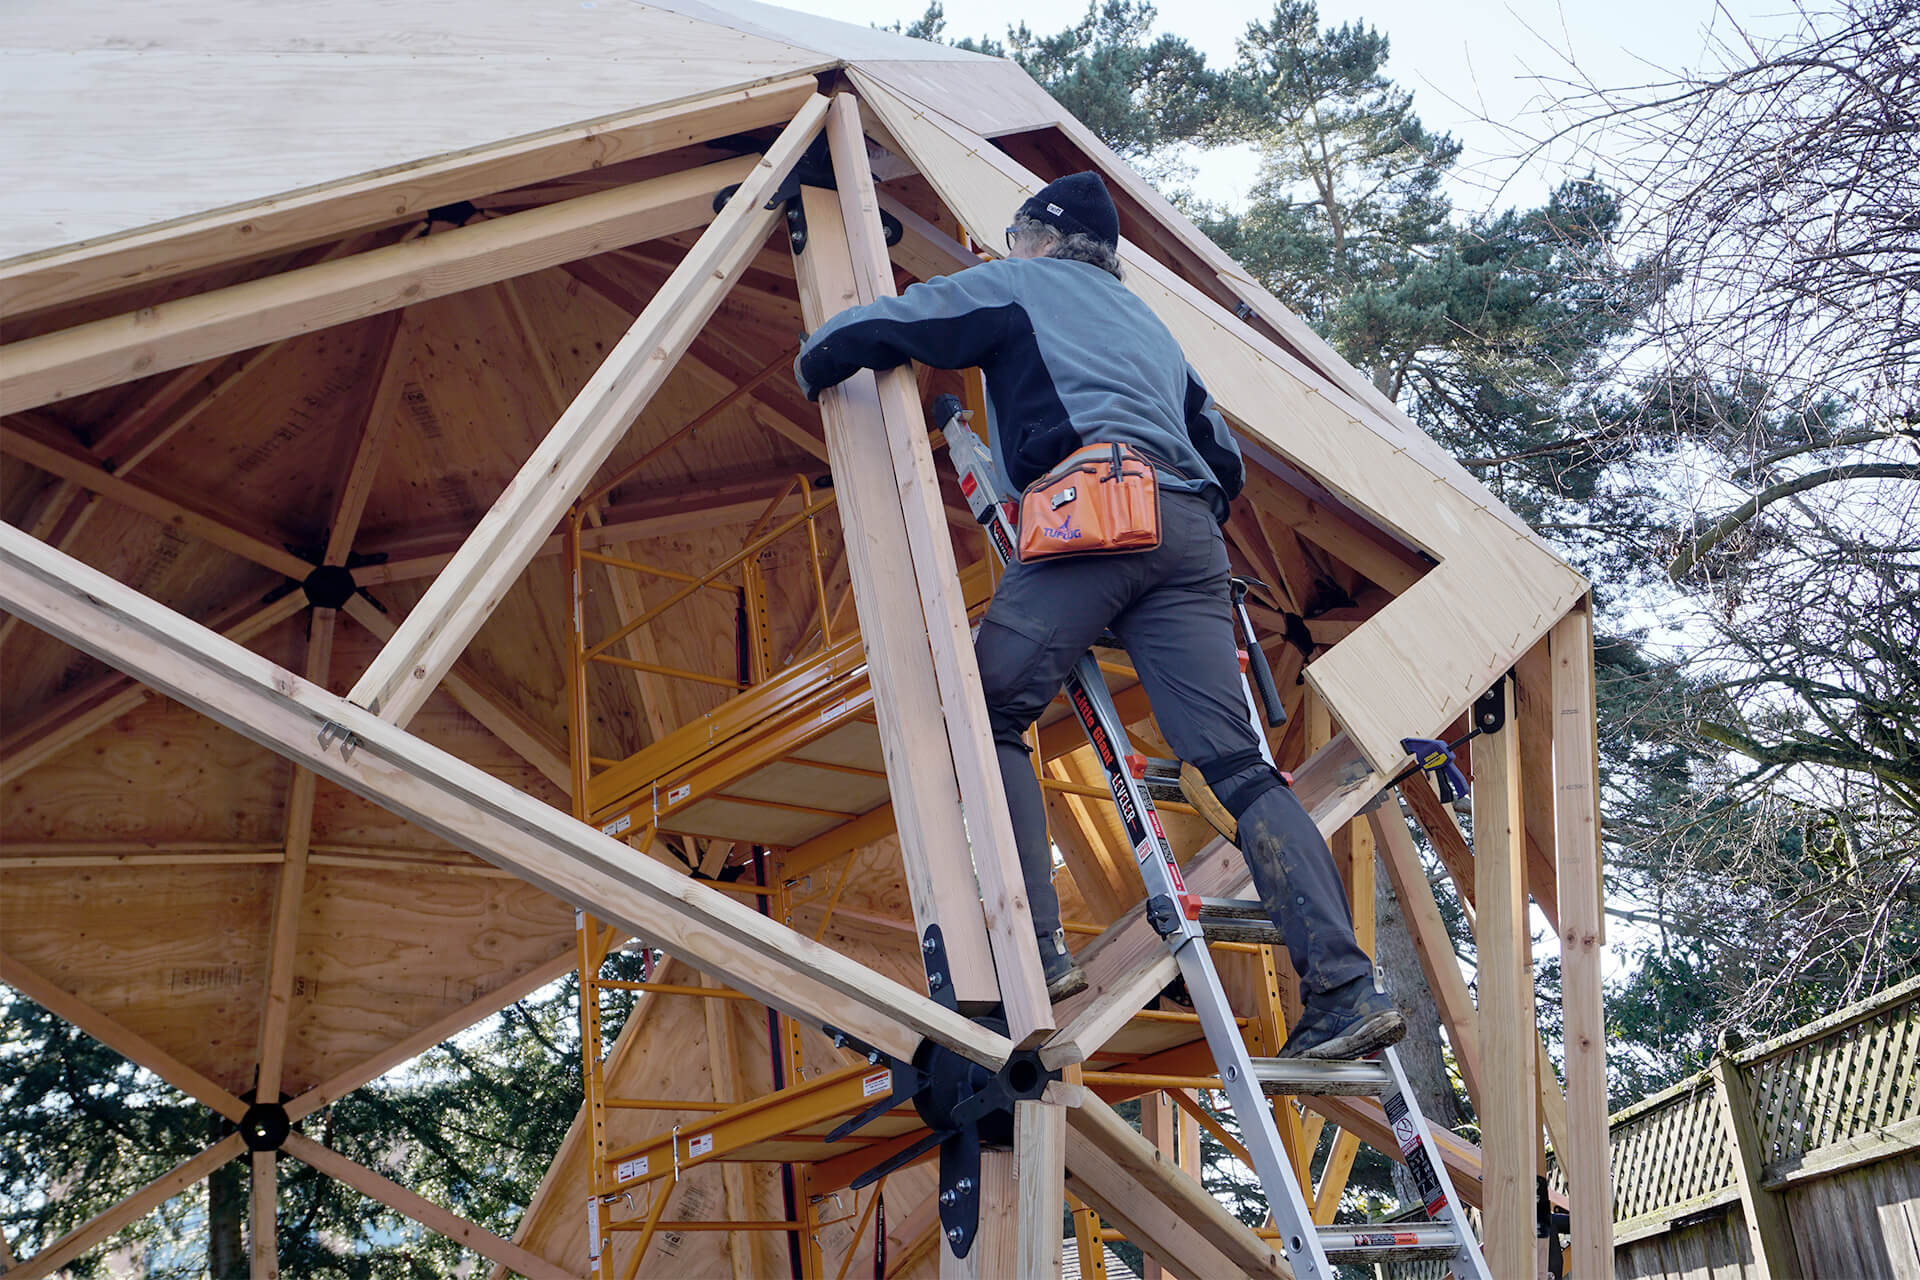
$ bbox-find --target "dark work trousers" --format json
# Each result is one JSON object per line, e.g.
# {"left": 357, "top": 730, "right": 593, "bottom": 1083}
{"left": 974, "top": 488, "right": 1374, "bottom": 1000}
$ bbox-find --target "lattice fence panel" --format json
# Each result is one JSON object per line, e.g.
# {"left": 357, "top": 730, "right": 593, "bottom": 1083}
{"left": 1744, "top": 980, "right": 1920, "bottom": 1166}
{"left": 1606, "top": 1079, "right": 1734, "bottom": 1223}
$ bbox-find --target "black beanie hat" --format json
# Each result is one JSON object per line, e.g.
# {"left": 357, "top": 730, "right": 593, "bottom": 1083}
{"left": 1016, "top": 171, "right": 1120, "bottom": 249}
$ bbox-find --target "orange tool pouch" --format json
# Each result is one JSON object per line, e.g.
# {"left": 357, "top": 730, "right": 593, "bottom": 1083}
{"left": 1016, "top": 442, "right": 1162, "bottom": 562}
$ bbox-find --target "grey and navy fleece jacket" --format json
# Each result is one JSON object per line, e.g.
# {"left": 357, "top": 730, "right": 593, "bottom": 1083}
{"left": 793, "top": 255, "right": 1244, "bottom": 522}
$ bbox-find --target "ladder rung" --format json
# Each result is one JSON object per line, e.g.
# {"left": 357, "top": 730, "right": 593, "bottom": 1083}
{"left": 1196, "top": 897, "right": 1281, "bottom": 944}
{"left": 1249, "top": 1057, "right": 1393, "bottom": 1096}
{"left": 1316, "top": 1222, "right": 1461, "bottom": 1263}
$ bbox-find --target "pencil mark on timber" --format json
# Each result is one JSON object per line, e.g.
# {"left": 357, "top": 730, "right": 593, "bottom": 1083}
{"left": 234, "top": 370, "right": 356, "bottom": 476}
{"left": 432, "top": 474, "right": 476, "bottom": 516}
{"left": 168, "top": 964, "right": 246, "bottom": 991}
{"left": 401, "top": 383, "right": 443, "bottom": 440}
{"left": 124, "top": 524, "right": 190, "bottom": 594}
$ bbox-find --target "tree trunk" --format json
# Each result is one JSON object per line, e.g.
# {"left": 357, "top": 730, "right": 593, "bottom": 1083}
{"left": 1374, "top": 863, "right": 1468, "bottom": 1206}
{"left": 207, "top": 1116, "right": 247, "bottom": 1279}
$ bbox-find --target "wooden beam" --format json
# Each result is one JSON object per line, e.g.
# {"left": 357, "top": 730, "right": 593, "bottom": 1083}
{"left": 349, "top": 596, "right": 571, "bottom": 780}
{"left": 787, "top": 184, "right": 998, "bottom": 1009}
{"left": 822, "top": 95, "right": 1050, "bottom": 1039}
{"left": 340, "top": 596, "right": 570, "bottom": 791}
{"left": 347, "top": 97, "right": 828, "bottom": 728}
{"left": 1040, "top": 735, "right": 1384, "bottom": 1070}
{"left": 0, "top": 949, "right": 247, "bottom": 1121}
{"left": 1514, "top": 639, "right": 1563, "bottom": 932}
{"left": 254, "top": 610, "right": 335, "bottom": 1103}
{"left": 0, "top": 151, "right": 772, "bottom": 414}
{"left": 10, "top": 1135, "right": 247, "bottom": 1279}
{"left": 1063, "top": 1095, "right": 1284, "bottom": 1279}
{"left": 0, "top": 522, "right": 1008, "bottom": 1071}
{"left": 1550, "top": 603, "right": 1613, "bottom": 1273}
{"left": 1367, "top": 808, "right": 1483, "bottom": 1110}
{"left": 250, "top": 1150, "right": 279, "bottom": 1280}
{"left": 1395, "top": 772, "right": 1574, "bottom": 1153}
{"left": 0, "top": 421, "right": 312, "bottom": 578}
{"left": 1301, "top": 1092, "right": 1489, "bottom": 1208}
{"left": 282, "top": 1133, "right": 571, "bottom": 1280}
{"left": 0, "top": 589, "right": 307, "bottom": 784}
{"left": 1311, "top": 1130, "right": 1360, "bottom": 1224}
{"left": 1399, "top": 774, "right": 1479, "bottom": 912}
{"left": 1470, "top": 680, "right": 1535, "bottom": 1273}
{"left": 1237, "top": 464, "right": 1424, "bottom": 595}
{"left": 1, "top": 77, "right": 822, "bottom": 318}
{"left": 323, "top": 316, "right": 412, "bottom": 566}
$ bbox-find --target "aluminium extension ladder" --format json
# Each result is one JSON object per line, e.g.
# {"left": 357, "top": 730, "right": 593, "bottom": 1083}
{"left": 932, "top": 395, "right": 1491, "bottom": 1280}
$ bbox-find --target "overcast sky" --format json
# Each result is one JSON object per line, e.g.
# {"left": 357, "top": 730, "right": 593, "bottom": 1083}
{"left": 797, "top": 0, "right": 1791, "bottom": 212}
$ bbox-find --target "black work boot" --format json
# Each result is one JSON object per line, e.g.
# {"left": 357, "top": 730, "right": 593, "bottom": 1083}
{"left": 1280, "top": 975, "right": 1406, "bottom": 1060}
{"left": 1038, "top": 928, "right": 1087, "bottom": 1001}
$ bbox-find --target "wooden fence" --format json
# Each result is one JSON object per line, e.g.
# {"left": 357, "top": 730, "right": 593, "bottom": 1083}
{"left": 1580, "top": 973, "right": 1920, "bottom": 1278}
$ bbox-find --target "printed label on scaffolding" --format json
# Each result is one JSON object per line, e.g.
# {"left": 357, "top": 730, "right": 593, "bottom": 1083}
{"left": 1386, "top": 1093, "right": 1449, "bottom": 1216}
{"left": 688, "top": 1133, "right": 714, "bottom": 1158}
{"left": 616, "top": 1155, "right": 649, "bottom": 1183}
{"left": 862, "top": 1069, "right": 892, "bottom": 1098}
{"left": 601, "top": 813, "right": 632, "bottom": 838}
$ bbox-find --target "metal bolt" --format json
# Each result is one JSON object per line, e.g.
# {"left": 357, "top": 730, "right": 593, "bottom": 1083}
{"left": 922, "top": 936, "right": 938, "bottom": 953}
{"left": 956, "top": 1177, "right": 974, "bottom": 1195}
{"left": 832, "top": 1033, "right": 847, "bottom": 1048}
{"left": 947, "top": 1227, "right": 965, "bottom": 1244}
{"left": 940, "top": 1189, "right": 957, "bottom": 1207}
{"left": 928, "top": 972, "right": 945, "bottom": 990}
{"left": 868, "top": 1051, "right": 881, "bottom": 1064}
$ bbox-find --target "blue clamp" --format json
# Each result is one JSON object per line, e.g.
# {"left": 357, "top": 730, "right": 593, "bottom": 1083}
{"left": 1400, "top": 736, "right": 1468, "bottom": 803}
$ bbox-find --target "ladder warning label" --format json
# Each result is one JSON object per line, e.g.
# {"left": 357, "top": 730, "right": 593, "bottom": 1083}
{"left": 1392, "top": 1112, "right": 1419, "bottom": 1155}
{"left": 862, "top": 1069, "right": 891, "bottom": 1097}
{"left": 616, "top": 1156, "right": 648, "bottom": 1182}
{"left": 688, "top": 1133, "right": 714, "bottom": 1158}
{"left": 601, "top": 813, "right": 632, "bottom": 837}
{"left": 665, "top": 783, "right": 691, "bottom": 807}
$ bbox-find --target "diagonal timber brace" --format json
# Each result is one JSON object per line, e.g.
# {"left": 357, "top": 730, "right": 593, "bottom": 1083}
{"left": 0, "top": 520, "right": 1009, "bottom": 1071}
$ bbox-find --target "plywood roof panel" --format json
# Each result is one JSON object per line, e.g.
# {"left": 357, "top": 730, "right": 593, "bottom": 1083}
{"left": 0, "top": 863, "right": 275, "bottom": 1092}
{"left": 1, "top": 1, "right": 832, "bottom": 261}
{"left": 283, "top": 865, "right": 574, "bottom": 1093}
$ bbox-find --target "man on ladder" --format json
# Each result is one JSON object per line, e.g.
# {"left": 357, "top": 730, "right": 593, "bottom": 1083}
{"left": 795, "top": 171, "right": 1404, "bottom": 1061}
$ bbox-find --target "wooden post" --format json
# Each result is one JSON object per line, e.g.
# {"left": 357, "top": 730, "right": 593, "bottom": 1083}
{"left": 1015, "top": 1101, "right": 1067, "bottom": 1280}
{"left": 787, "top": 185, "right": 1001, "bottom": 1018}
{"left": 1550, "top": 602, "right": 1614, "bottom": 1273}
{"left": 347, "top": 95, "right": 828, "bottom": 729}
{"left": 1471, "top": 678, "right": 1537, "bottom": 1274}
{"left": 1139, "top": 1094, "right": 1182, "bottom": 1280}
{"left": 1711, "top": 1047, "right": 1799, "bottom": 1277}
{"left": 820, "top": 93, "right": 1051, "bottom": 1040}
{"left": 249, "top": 1150, "right": 279, "bottom": 1280}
